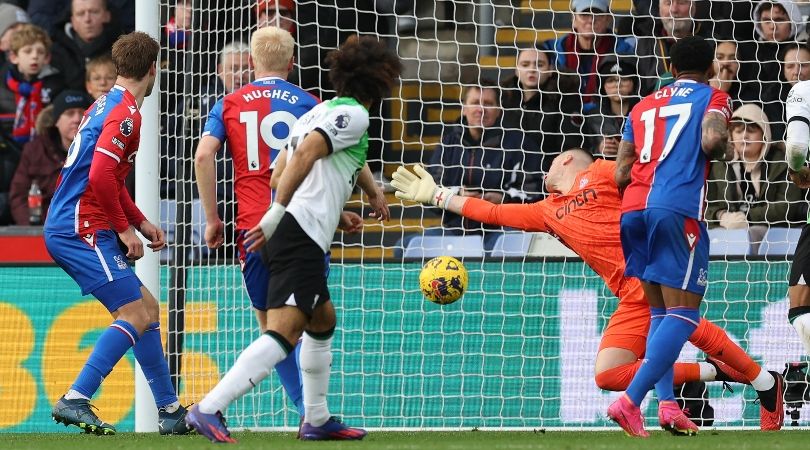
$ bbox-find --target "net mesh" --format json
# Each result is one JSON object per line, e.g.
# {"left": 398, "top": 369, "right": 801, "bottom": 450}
{"left": 155, "top": 0, "right": 810, "bottom": 430}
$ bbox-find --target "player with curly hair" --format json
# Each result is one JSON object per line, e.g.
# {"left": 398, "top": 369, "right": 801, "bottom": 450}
{"left": 185, "top": 36, "right": 402, "bottom": 443}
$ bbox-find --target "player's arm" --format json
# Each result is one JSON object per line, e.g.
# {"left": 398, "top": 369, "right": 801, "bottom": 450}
{"left": 701, "top": 111, "right": 733, "bottom": 161}
{"left": 355, "top": 163, "right": 390, "bottom": 221}
{"left": 270, "top": 148, "right": 288, "bottom": 189}
{"left": 194, "top": 135, "right": 225, "bottom": 248}
{"left": 614, "top": 140, "right": 637, "bottom": 191}
{"left": 391, "top": 165, "right": 548, "bottom": 232}
{"left": 119, "top": 187, "right": 165, "bottom": 251}
{"left": 244, "top": 131, "right": 329, "bottom": 251}
{"left": 786, "top": 83, "right": 810, "bottom": 188}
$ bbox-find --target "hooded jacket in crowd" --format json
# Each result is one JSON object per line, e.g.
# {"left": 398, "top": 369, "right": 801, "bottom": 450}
{"left": 705, "top": 103, "right": 807, "bottom": 228}
{"left": 49, "top": 13, "right": 122, "bottom": 91}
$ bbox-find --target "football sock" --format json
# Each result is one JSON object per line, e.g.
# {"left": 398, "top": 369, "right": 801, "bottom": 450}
{"left": 646, "top": 307, "right": 675, "bottom": 402}
{"left": 789, "top": 307, "right": 810, "bottom": 355}
{"left": 690, "top": 318, "right": 765, "bottom": 384}
{"left": 132, "top": 322, "right": 178, "bottom": 408}
{"left": 71, "top": 320, "right": 139, "bottom": 398}
{"left": 300, "top": 329, "right": 334, "bottom": 427}
{"left": 64, "top": 389, "right": 89, "bottom": 400}
{"left": 275, "top": 342, "right": 304, "bottom": 416}
{"left": 199, "top": 331, "right": 292, "bottom": 414}
{"left": 625, "top": 307, "right": 699, "bottom": 406}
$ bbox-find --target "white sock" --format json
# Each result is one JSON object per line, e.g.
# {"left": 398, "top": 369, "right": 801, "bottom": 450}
{"left": 161, "top": 401, "right": 180, "bottom": 413}
{"left": 698, "top": 362, "right": 717, "bottom": 381}
{"left": 64, "top": 389, "right": 89, "bottom": 400}
{"left": 792, "top": 313, "right": 810, "bottom": 355}
{"left": 300, "top": 332, "right": 333, "bottom": 427}
{"left": 199, "top": 334, "right": 289, "bottom": 414}
{"left": 751, "top": 369, "right": 775, "bottom": 392}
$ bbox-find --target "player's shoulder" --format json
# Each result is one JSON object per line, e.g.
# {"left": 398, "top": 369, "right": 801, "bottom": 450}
{"left": 788, "top": 81, "right": 810, "bottom": 106}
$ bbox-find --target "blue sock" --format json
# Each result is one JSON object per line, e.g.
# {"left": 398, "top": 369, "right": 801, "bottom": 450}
{"left": 647, "top": 308, "right": 675, "bottom": 402}
{"left": 275, "top": 342, "right": 304, "bottom": 416}
{"left": 626, "top": 307, "right": 700, "bottom": 406}
{"left": 71, "top": 320, "right": 139, "bottom": 398}
{"left": 132, "top": 322, "right": 178, "bottom": 408}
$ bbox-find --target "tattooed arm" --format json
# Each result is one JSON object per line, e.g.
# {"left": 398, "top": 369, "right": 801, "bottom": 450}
{"left": 701, "top": 111, "right": 733, "bottom": 161}
{"left": 614, "top": 140, "right": 637, "bottom": 192}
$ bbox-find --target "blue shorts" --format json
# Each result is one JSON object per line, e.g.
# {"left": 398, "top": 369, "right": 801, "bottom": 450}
{"left": 45, "top": 229, "right": 143, "bottom": 311}
{"left": 620, "top": 209, "right": 709, "bottom": 296}
{"left": 236, "top": 229, "right": 332, "bottom": 311}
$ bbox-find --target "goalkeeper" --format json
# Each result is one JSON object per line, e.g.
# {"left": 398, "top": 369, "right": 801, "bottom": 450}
{"left": 392, "top": 148, "right": 783, "bottom": 431}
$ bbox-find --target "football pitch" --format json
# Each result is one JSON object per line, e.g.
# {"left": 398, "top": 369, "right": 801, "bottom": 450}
{"left": 3, "top": 430, "right": 810, "bottom": 450}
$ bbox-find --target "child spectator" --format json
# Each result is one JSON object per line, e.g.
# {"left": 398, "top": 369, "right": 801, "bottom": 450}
{"left": 0, "top": 23, "right": 64, "bottom": 145}
{"left": 9, "top": 90, "right": 93, "bottom": 225}
{"left": 84, "top": 54, "right": 116, "bottom": 98}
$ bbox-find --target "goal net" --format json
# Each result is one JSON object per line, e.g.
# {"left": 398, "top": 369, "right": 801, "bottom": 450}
{"left": 156, "top": 0, "right": 809, "bottom": 431}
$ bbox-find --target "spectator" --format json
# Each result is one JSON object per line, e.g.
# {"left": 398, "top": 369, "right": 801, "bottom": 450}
{"left": 164, "top": 42, "right": 250, "bottom": 201}
{"left": 709, "top": 39, "right": 760, "bottom": 110}
{"left": 84, "top": 54, "right": 116, "bottom": 98}
{"left": 0, "top": 23, "right": 64, "bottom": 145}
{"left": 762, "top": 43, "right": 810, "bottom": 142}
{"left": 634, "top": 0, "right": 712, "bottom": 95}
{"left": 0, "top": 3, "right": 30, "bottom": 65}
{"left": 584, "top": 55, "right": 640, "bottom": 158}
{"left": 50, "top": 0, "right": 122, "bottom": 90}
{"left": 751, "top": 0, "right": 806, "bottom": 81}
{"left": 165, "top": 0, "right": 192, "bottom": 50}
{"left": 423, "top": 81, "right": 540, "bottom": 249}
{"left": 543, "top": 0, "right": 634, "bottom": 113}
{"left": 8, "top": 90, "right": 93, "bottom": 225}
{"left": 705, "top": 103, "right": 806, "bottom": 237}
{"left": 501, "top": 48, "right": 588, "bottom": 177}
{"left": 27, "top": 0, "right": 135, "bottom": 35}
{"left": 256, "top": 0, "right": 296, "bottom": 35}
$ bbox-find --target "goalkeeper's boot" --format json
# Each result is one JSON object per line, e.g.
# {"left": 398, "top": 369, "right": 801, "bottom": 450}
{"left": 658, "top": 400, "right": 699, "bottom": 436}
{"left": 607, "top": 395, "right": 649, "bottom": 438}
{"left": 184, "top": 404, "right": 236, "bottom": 443}
{"left": 299, "top": 417, "right": 367, "bottom": 440}
{"left": 758, "top": 371, "right": 785, "bottom": 431}
{"left": 159, "top": 404, "right": 193, "bottom": 435}
{"left": 52, "top": 396, "right": 116, "bottom": 435}
{"left": 297, "top": 415, "right": 343, "bottom": 439}
{"left": 706, "top": 356, "right": 750, "bottom": 384}
{"left": 676, "top": 381, "right": 714, "bottom": 426}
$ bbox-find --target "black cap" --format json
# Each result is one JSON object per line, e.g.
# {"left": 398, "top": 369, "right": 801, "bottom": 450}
{"left": 52, "top": 90, "right": 94, "bottom": 119}
{"left": 598, "top": 55, "right": 638, "bottom": 77}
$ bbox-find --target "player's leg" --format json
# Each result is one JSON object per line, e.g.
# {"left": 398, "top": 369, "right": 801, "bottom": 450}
{"left": 187, "top": 305, "right": 308, "bottom": 443}
{"left": 125, "top": 285, "right": 192, "bottom": 434}
{"left": 46, "top": 230, "right": 147, "bottom": 435}
{"left": 606, "top": 211, "right": 651, "bottom": 437}
{"left": 240, "top": 233, "right": 305, "bottom": 417}
{"left": 788, "top": 225, "right": 810, "bottom": 354}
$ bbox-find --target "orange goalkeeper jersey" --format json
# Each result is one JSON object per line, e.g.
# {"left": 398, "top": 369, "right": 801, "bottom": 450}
{"left": 461, "top": 158, "right": 644, "bottom": 305}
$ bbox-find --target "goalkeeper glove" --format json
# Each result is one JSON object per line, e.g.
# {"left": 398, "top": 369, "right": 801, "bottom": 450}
{"left": 390, "top": 165, "right": 454, "bottom": 209}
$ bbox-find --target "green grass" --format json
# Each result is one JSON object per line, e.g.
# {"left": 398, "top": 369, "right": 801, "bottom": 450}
{"left": 3, "top": 430, "right": 810, "bottom": 450}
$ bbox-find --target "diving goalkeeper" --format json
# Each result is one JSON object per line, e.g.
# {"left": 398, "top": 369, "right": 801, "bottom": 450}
{"left": 392, "top": 149, "right": 783, "bottom": 431}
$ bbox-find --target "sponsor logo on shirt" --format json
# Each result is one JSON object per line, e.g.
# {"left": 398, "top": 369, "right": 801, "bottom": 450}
{"left": 112, "top": 137, "right": 125, "bottom": 150}
{"left": 120, "top": 118, "right": 134, "bottom": 136}
{"left": 579, "top": 177, "right": 589, "bottom": 189}
{"left": 555, "top": 189, "right": 598, "bottom": 220}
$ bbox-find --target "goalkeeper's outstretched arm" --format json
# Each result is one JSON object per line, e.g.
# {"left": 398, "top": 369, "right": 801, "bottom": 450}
{"left": 391, "top": 165, "right": 547, "bottom": 232}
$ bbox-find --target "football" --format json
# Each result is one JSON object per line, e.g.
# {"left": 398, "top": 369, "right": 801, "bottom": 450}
{"left": 419, "top": 256, "right": 468, "bottom": 305}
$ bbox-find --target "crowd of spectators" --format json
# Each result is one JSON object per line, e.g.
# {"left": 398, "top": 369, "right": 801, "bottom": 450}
{"left": 0, "top": 0, "right": 808, "bottom": 249}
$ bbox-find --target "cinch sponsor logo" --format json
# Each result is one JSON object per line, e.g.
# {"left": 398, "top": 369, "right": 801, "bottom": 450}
{"left": 556, "top": 189, "right": 597, "bottom": 219}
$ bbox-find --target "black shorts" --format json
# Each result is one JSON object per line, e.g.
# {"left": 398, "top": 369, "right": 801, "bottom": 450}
{"left": 260, "top": 212, "right": 331, "bottom": 316}
{"left": 789, "top": 224, "right": 810, "bottom": 286}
